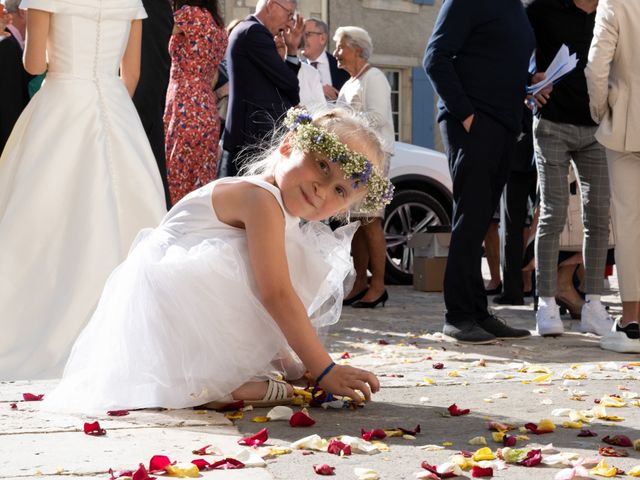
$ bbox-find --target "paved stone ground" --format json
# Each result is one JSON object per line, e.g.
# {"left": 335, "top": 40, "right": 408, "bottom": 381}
{"left": 2, "top": 271, "right": 639, "bottom": 480}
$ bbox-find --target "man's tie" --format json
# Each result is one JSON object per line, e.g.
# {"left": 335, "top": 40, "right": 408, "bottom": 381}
{"left": 310, "top": 61, "right": 319, "bottom": 69}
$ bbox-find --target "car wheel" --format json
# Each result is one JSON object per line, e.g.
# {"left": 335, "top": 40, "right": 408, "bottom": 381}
{"left": 383, "top": 189, "right": 451, "bottom": 285}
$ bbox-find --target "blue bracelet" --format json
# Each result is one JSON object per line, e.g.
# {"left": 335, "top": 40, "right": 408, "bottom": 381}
{"left": 311, "top": 361, "right": 336, "bottom": 400}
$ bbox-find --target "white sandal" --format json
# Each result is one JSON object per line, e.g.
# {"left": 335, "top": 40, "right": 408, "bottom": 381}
{"left": 200, "top": 378, "right": 293, "bottom": 410}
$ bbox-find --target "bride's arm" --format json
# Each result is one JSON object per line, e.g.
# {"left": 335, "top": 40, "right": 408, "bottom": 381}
{"left": 23, "top": 9, "right": 50, "bottom": 75}
{"left": 120, "top": 19, "right": 142, "bottom": 97}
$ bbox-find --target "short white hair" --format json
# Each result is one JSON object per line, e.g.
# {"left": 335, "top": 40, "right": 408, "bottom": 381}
{"left": 4, "top": 0, "right": 23, "bottom": 13}
{"left": 255, "top": 0, "right": 297, "bottom": 13}
{"left": 333, "top": 26, "right": 373, "bottom": 60}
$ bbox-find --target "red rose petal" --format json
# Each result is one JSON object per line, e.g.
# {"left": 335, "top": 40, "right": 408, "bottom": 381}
{"left": 327, "top": 439, "right": 351, "bottom": 456}
{"left": 190, "top": 459, "right": 212, "bottom": 471}
{"left": 518, "top": 449, "right": 542, "bottom": 467}
{"left": 398, "top": 424, "right": 421, "bottom": 435}
{"left": 448, "top": 403, "right": 470, "bottom": 416}
{"left": 132, "top": 464, "right": 155, "bottom": 480}
{"left": 313, "top": 464, "right": 335, "bottom": 475}
{"left": 598, "top": 446, "right": 628, "bottom": 457}
{"left": 290, "top": 410, "right": 316, "bottom": 427}
{"left": 210, "top": 400, "right": 245, "bottom": 412}
{"left": 192, "top": 444, "right": 216, "bottom": 455}
{"left": 209, "top": 458, "right": 245, "bottom": 469}
{"left": 471, "top": 465, "right": 494, "bottom": 477}
{"left": 421, "top": 461, "right": 457, "bottom": 478}
{"left": 378, "top": 339, "right": 389, "bottom": 345}
{"left": 22, "top": 393, "right": 44, "bottom": 401}
{"left": 107, "top": 410, "right": 129, "bottom": 417}
{"left": 83, "top": 421, "right": 106, "bottom": 436}
{"left": 502, "top": 434, "right": 517, "bottom": 447}
{"left": 340, "top": 352, "right": 351, "bottom": 359}
{"left": 578, "top": 429, "right": 598, "bottom": 437}
{"left": 148, "top": 455, "right": 173, "bottom": 473}
{"left": 602, "top": 435, "right": 632, "bottom": 447}
{"left": 432, "top": 362, "right": 444, "bottom": 369}
{"left": 109, "top": 468, "right": 135, "bottom": 480}
{"left": 238, "top": 427, "right": 269, "bottom": 446}
{"left": 361, "top": 428, "right": 387, "bottom": 441}
{"left": 10, "top": 403, "right": 17, "bottom": 410}
{"left": 458, "top": 450, "right": 473, "bottom": 458}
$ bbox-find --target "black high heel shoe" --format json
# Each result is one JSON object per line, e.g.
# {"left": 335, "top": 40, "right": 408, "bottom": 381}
{"left": 485, "top": 282, "right": 502, "bottom": 296}
{"left": 342, "top": 288, "right": 368, "bottom": 306}
{"left": 352, "top": 290, "right": 389, "bottom": 309}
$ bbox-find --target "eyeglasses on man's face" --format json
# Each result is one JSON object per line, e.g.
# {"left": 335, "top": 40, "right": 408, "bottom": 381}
{"left": 304, "top": 31, "right": 324, "bottom": 38}
{"left": 272, "top": 1, "right": 296, "bottom": 21}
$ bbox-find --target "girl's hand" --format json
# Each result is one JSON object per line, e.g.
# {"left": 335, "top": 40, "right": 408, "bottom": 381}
{"left": 318, "top": 365, "right": 380, "bottom": 403}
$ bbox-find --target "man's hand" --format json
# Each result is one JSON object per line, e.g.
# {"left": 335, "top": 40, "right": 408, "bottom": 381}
{"left": 462, "top": 113, "right": 475, "bottom": 132}
{"left": 283, "top": 15, "right": 304, "bottom": 55}
{"left": 318, "top": 364, "right": 380, "bottom": 403}
{"left": 274, "top": 32, "right": 287, "bottom": 60}
{"left": 527, "top": 71, "right": 553, "bottom": 110}
{"left": 323, "top": 84, "right": 339, "bottom": 101}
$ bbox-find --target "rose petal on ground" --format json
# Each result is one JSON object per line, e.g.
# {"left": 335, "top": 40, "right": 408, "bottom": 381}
{"left": 83, "top": 421, "right": 106, "bottom": 436}
{"left": 517, "top": 449, "right": 542, "bottom": 467}
{"left": 131, "top": 464, "right": 155, "bottom": 480}
{"left": 291, "top": 434, "right": 328, "bottom": 451}
{"left": 340, "top": 352, "right": 350, "bottom": 359}
{"left": 600, "top": 396, "right": 626, "bottom": 407}
{"left": 602, "top": 435, "right": 632, "bottom": 447}
{"left": 208, "top": 458, "right": 245, "bottom": 470}
{"left": 472, "top": 447, "right": 495, "bottom": 462}
{"left": 339, "top": 435, "right": 380, "bottom": 454}
{"left": 232, "top": 448, "right": 266, "bottom": 467}
{"left": 326, "top": 439, "right": 351, "bottom": 456}
{"left": 22, "top": 393, "right": 44, "bottom": 401}
{"left": 419, "top": 444, "right": 446, "bottom": 451}
{"left": 191, "top": 444, "right": 222, "bottom": 456}
{"left": 433, "top": 363, "right": 444, "bottom": 369}
{"left": 354, "top": 467, "right": 379, "bottom": 480}
{"left": 361, "top": 428, "right": 387, "bottom": 441}
{"left": 471, "top": 465, "right": 493, "bottom": 477}
{"left": 290, "top": 409, "right": 316, "bottom": 427}
{"left": 590, "top": 459, "right": 621, "bottom": 477}
{"left": 628, "top": 465, "right": 640, "bottom": 477}
{"left": 577, "top": 429, "right": 598, "bottom": 437}
{"left": 448, "top": 404, "right": 470, "bottom": 416}
{"left": 313, "top": 464, "right": 335, "bottom": 475}
{"left": 469, "top": 436, "right": 488, "bottom": 446}
{"left": 555, "top": 466, "right": 591, "bottom": 480}
{"left": 525, "top": 419, "right": 555, "bottom": 434}
{"left": 9, "top": 403, "right": 17, "bottom": 410}
{"left": 165, "top": 462, "right": 199, "bottom": 477}
{"left": 420, "top": 462, "right": 457, "bottom": 478}
{"left": 252, "top": 416, "right": 270, "bottom": 423}
{"left": 238, "top": 428, "right": 269, "bottom": 446}
{"left": 148, "top": 455, "right": 173, "bottom": 473}
{"left": 107, "top": 410, "right": 129, "bottom": 416}
{"left": 499, "top": 447, "right": 530, "bottom": 464}
{"left": 225, "top": 411, "right": 243, "bottom": 420}
{"left": 190, "top": 459, "right": 212, "bottom": 471}
{"left": 598, "top": 446, "right": 628, "bottom": 457}
{"left": 267, "top": 405, "right": 294, "bottom": 421}
{"left": 503, "top": 435, "right": 517, "bottom": 447}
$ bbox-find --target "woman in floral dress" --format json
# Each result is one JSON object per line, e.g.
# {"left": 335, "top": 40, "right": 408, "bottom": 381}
{"left": 164, "top": 0, "right": 227, "bottom": 205}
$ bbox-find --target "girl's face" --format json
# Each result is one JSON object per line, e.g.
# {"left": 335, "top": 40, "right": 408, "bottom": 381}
{"left": 274, "top": 137, "right": 367, "bottom": 221}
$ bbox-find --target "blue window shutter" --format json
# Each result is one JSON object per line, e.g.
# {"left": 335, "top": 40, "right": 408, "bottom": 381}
{"left": 412, "top": 66, "right": 435, "bottom": 149}
{"left": 414, "top": 0, "right": 435, "bottom": 5}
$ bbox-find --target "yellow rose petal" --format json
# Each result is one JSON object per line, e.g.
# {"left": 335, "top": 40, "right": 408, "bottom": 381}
{"left": 491, "top": 432, "right": 506, "bottom": 443}
{"left": 468, "top": 436, "right": 487, "bottom": 446}
{"left": 562, "top": 421, "right": 583, "bottom": 429}
{"left": 532, "top": 373, "right": 552, "bottom": 383}
{"left": 165, "top": 463, "right": 200, "bottom": 478}
{"left": 628, "top": 465, "right": 640, "bottom": 477}
{"left": 442, "top": 441, "right": 454, "bottom": 446}
{"left": 601, "top": 395, "right": 626, "bottom": 407}
{"left": 472, "top": 447, "right": 495, "bottom": 461}
{"left": 447, "top": 371, "right": 461, "bottom": 377}
{"left": 423, "top": 377, "right": 436, "bottom": 385}
{"left": 590, "top": 459, "right": 618, "bottom": 477}
{"left": 537, "top": 418, "right": 556, "bottom": 432}
{"left": 252, "top": 415, "right": 270, "bottom": 423}
{"left": 224, "top": 411, "right": 243, "bottom": 420}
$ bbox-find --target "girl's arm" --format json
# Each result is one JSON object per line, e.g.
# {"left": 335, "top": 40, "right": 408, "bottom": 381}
{"left": 216, "top": 183, "right": 379, "bottom": 401}
{"left": 23, "top": 9, "right": 50, "bottom": 75}
{"left": 120, "top": 20, "right": 142, "bottom": 96}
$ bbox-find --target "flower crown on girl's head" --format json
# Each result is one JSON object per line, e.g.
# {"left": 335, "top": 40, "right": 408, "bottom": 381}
{"left": 284, "top": 108, "right": 394, "bottom": 213}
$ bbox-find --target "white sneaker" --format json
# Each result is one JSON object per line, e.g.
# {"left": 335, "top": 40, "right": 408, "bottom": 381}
{"left": 600, "top": 319, "right": 640, "bottom": 353}
{"left": 536, "top": 304, "right": 564, "bottom": 336}
{"left": 581, "top": 301, "right": 613, "bottom": 336}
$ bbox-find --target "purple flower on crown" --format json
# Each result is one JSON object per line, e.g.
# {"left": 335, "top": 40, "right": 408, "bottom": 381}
{"left": 314, "top": 133, "right": 325, "bottom": 144}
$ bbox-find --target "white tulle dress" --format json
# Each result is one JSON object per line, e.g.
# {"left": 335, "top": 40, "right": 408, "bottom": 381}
{"left": 0, "top": 0, "right": 166, "bottom": 381}
{"left": 44, "top": 177, "right": 355, "bottom": 413}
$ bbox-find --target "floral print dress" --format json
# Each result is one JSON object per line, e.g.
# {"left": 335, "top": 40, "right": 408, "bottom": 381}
{"left": 164, "top": 5, "right": 228, "bottom": 205}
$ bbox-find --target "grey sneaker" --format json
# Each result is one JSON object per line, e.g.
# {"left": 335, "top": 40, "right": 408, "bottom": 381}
{"left": 480, "top": 314, "right": 531, "bottom": 339}
{"left": 442, "top": 323, "right": 497, "bottom": 344}
{"left": 600, "top": 319, "right": 640, "bottom": 353}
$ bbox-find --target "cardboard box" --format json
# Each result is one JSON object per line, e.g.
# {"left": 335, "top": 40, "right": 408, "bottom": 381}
{"left": 408, "top": 232, "right": 451, "bottom": 257}
{"left": 413, "top": 256, "right": 448, "bottom": 292}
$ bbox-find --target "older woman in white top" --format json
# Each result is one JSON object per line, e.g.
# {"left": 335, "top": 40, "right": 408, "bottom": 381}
{"left": 334, "top": 26, "right": 394, "bottom": 309}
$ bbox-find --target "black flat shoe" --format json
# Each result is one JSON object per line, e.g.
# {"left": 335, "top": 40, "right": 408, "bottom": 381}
{"left": 485, "top": 282, "right": 502, "bottom": 295}
{"left": 352, "top": 290, "right": 388, "bottom": 309}
{"left": 342, "top": 288, "right": 368, "bottom": 306}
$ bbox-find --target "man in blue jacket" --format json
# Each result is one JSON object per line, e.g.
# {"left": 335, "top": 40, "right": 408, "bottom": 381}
{"left": 424, "top": 0, "right": 535, "bottom": 343}
{"left": 219, "top": 0, "right": 303, "bottom": 178}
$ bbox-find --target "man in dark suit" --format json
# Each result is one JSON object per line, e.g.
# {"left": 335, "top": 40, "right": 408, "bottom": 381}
{"left": 219, "top": 0, "right": 303, "bottom": 178}
{"left": 302, "top": 18, "right": 349, "bottom": 101}
{"left": 0, "top": 0, "right": 30, "bottom": 155}
{"left": 132, "top": 0, "right": 173, "bottom": 208}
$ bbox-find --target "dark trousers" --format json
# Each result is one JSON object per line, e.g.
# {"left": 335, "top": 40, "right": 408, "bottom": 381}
{"left": 217, "top": 150, "right": 239, "bottom": 178}
{"left": 440, "top": 112, "right": 516, "bottom": 328}
{"left": 502, "top": 170, "right": 537, "bottom": 299}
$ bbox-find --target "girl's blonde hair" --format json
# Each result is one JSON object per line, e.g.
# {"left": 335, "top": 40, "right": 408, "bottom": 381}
{"left": 241, "top": 106, "right": 385, "bottom": 178}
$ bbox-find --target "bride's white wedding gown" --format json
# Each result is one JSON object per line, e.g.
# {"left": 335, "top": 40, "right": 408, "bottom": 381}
{"left": 0, "top": 0, "right": 166, "bottom": 380}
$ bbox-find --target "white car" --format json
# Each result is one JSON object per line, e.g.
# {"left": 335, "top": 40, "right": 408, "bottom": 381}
{"left": 384, "top": 142, "right": 453, "bottom": 284}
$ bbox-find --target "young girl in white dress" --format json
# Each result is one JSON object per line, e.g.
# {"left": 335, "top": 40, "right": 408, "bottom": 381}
{"left": 44, "top": 107, "right": 394, "bottom": 412}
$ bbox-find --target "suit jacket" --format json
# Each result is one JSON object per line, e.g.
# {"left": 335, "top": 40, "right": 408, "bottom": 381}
{"left": 0, "top": 32, "right": 31, "bottom": 155}
{"left": 327, "top": 52, "right": 349, "bottom": 91}
{"left": 223, "top": 15, "right": 300, "bottom": 155}
{"left": 585, "top": 0, "right": 640, "bottom": 152}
